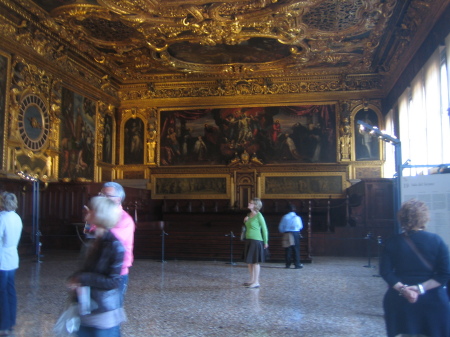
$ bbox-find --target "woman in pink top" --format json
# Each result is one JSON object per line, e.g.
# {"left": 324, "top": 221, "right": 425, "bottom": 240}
{"left": 99, "top": 182, "right": 135, "bottom": 306}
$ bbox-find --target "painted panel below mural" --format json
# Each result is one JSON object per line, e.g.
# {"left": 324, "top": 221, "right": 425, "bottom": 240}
{"left": 160, "top": 105, "right": 336, "bottom": 166}
{"left": 151, "top": 174, "right": 230, "bottom": 199}
{"left": 261, "top": 173, "right": 344, "bottom": 199}
{"left": 59, "top": 87, "right": 96, "bottom": 181}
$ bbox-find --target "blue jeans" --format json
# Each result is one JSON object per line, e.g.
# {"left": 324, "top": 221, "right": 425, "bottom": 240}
{"left": 77, "top": 325, "right": 120, "bottom": 337}
{"left": 0, "top": 269, "right": 17, "bottom": 330}
{"left": 119, "top": 274, "right": 128, "bottom": 307}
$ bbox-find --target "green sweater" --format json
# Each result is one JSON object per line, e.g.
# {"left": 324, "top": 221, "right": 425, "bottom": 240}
{"left": 244, "top": 212, "right": 269, "bottom": 244}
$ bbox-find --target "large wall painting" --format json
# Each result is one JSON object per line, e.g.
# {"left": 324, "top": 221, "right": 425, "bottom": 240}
{"left": 261, "top": 172, "right": 345, "bottom": 199}
{"left": 124, "top": 117, "right": 144, "bottom": 164}
{"left": 0, "top": 53, "right": 8, "bottom": 169}
{"left": 159, "top": 105, "right": 336, "bottom": 166}
{"left": 59, "top": 88, "right": 96, "bottom": 181}
{"left": 151, "top": 174, "right": 230, "bottom": 199}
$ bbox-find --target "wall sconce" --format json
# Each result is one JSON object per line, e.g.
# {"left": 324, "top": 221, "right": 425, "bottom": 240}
{"left": 357, "top": 120, "right": 400, "bottom": 145}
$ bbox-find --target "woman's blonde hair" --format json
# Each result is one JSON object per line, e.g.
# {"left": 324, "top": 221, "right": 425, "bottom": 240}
{"left": 398, "top": 199, "right": 429, "bottom": 232}
{"left": 252, "top": 198, "right": 263, "bottom": 212}
{"left": 88, "top": 196, "right": 121, "bottom": 230}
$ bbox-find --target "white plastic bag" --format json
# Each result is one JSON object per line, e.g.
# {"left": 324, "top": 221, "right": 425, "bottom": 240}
{"left": 77, "top": 286, "right": 91, "bottom": 315}
{"left": 53, "top": 303, "right": 80, "bottom": 337}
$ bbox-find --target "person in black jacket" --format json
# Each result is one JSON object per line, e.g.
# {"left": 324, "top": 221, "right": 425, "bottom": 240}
{"left": 67, "top": 196, "right": 125, "bottom": 337}
{"left": 380, "top": 199, "right": 450, "bottom": 337}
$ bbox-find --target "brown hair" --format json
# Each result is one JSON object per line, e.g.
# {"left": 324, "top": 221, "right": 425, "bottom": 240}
{"left": 398, "top": 199, "right": 429, "bottom": 232}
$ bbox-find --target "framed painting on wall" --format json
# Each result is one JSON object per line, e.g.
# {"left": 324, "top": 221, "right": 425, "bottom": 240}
{"left": 124, "top": 117, "right": 144, "bottom": 164}
{"left": 354, "top": 108, "right": 380, "bottom": 161}
{"left": 261, "top": 172, "right": 345, "bottom": 199}
{"left": 151, "top": 174, "right": 230, "bottom": 199}
{"left": 59, "top": 87, "right": 96, "bottom": 181}
{"left": 102, "top": 114, "right": 113, "bottom": 164}
{"left": 159, "top": 105, "right": 337, "bottom": 166}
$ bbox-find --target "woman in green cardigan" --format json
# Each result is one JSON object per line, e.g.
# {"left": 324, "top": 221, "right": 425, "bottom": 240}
{"left": 242, "top": 198, "right": 269, "bottom": 288}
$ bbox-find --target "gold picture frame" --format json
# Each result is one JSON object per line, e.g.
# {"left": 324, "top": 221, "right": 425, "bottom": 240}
{"left": 151, "top": 174, "right": 231, "bottom": 199}
{"left": 261, "top": 172, "right": 346, "bottom": 199}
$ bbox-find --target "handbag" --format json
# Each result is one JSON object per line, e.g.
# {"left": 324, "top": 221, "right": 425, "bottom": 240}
{"left": 53, "top": 302, "right": 80, "bottom": 337}
{"left": 281, "top": 233, "right": 294, "bottom": 248}
{"left": 240, "top": 225, "right": 246, "bottom": 241}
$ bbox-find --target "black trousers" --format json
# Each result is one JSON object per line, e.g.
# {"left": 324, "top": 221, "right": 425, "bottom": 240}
{"left": 284, "top": 231, "right": 301, "bottom": 268}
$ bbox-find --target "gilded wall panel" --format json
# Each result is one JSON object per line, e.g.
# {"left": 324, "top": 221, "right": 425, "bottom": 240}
{"left": 0, "top": 51, "right": 10, "bottom": 173}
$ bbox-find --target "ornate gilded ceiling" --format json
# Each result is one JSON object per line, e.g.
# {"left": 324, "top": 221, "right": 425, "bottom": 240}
{"left": 8, "top": 0, "right": 446, "bottom": 85}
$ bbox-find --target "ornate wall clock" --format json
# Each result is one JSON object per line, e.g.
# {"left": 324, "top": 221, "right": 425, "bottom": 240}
{"left": 18, "top": 94, "right": 50, "bottom": 151}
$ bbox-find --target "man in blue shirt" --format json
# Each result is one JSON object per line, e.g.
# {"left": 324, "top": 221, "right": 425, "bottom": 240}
{"left": 278, "top": 204, "right": 303, "bottom": 269}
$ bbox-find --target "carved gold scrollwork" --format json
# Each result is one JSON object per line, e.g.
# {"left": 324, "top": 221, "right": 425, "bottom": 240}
{"left": 47, "top": 0, "right": 399, "bottom": 77}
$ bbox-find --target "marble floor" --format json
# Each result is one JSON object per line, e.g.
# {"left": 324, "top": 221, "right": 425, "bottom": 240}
{"left": 11, "top": 252, "right": 387, "bottom": 337}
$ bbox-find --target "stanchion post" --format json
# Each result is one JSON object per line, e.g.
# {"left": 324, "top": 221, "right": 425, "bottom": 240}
{"left": 161, "top": 230, "right": 168, "bottom": 263}
{"left": 345, "top": 194, "right": 350, "bottom": 227}
{"left": 326, "top": 196, "right": 331, "bottom": 232}
{"left": 373, "top": 236, "right": 383, "bottom": 277}
{"left": 363, "top": 232, "right": 373, "bottom": 268}
{"left": 225, "top": 231, "right": 236, "bottom": 265}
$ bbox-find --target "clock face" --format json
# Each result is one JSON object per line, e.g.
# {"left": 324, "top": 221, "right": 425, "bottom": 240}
{"left": 18, "top": 94, "right": 50, "bottom": 151}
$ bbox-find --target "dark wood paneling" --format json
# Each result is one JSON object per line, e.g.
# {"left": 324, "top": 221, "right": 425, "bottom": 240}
{"left": 137, "top": 212, "right": 313, "bottom": 263}
{"left": 347, "top": 178, "right": 395, "bottom": 240}
{"left": 38, "top": 182, "right": 152, "bottom": 252}
{"left": 1, "top": 178, "right": 395, "bottom": 260}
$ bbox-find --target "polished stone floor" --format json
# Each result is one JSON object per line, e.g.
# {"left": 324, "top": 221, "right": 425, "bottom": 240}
{"left": 11, "top": 252, "right": 387, "bottom": 337}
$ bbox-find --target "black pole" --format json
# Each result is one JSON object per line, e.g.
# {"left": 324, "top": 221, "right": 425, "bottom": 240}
{"left": 363, "top": 232, "right": 373, "bottom": 268}
{"left": 394, "top": 143, "right": 402, "bottom": 234}
{"left": 17, "top": 172, "right": 42, "bottom": 262}
{"left": 32, "top": 180, "right": 41, "bottom": 263}
{"left": 225, "top": 231, "right": 236, "bottom": 265}
{"left": 161, "top": 230, "right": 168, "bottom": 263}
{"left": 373, "top": 236, "right": 383, "bottom": 277}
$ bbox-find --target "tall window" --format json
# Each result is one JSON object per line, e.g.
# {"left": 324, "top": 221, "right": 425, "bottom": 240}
{"left": 383, "top": 33, "right": 450, "bottom": 177}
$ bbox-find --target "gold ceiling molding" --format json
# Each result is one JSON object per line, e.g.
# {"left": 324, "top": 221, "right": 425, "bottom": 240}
{"left": 47, "top": 0, "right": 397, "bottom": 78}
{"left": 0, "top": 15, "right": 119, "bottom": 101}
{"left": 118, "top": 74, "right": 383, "bottom": 101}
{"left": 378, "top": 0, "right": 435, "bottom": 75}
{"left": 3, "top": 0, "right": 446, "bottom": 92}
